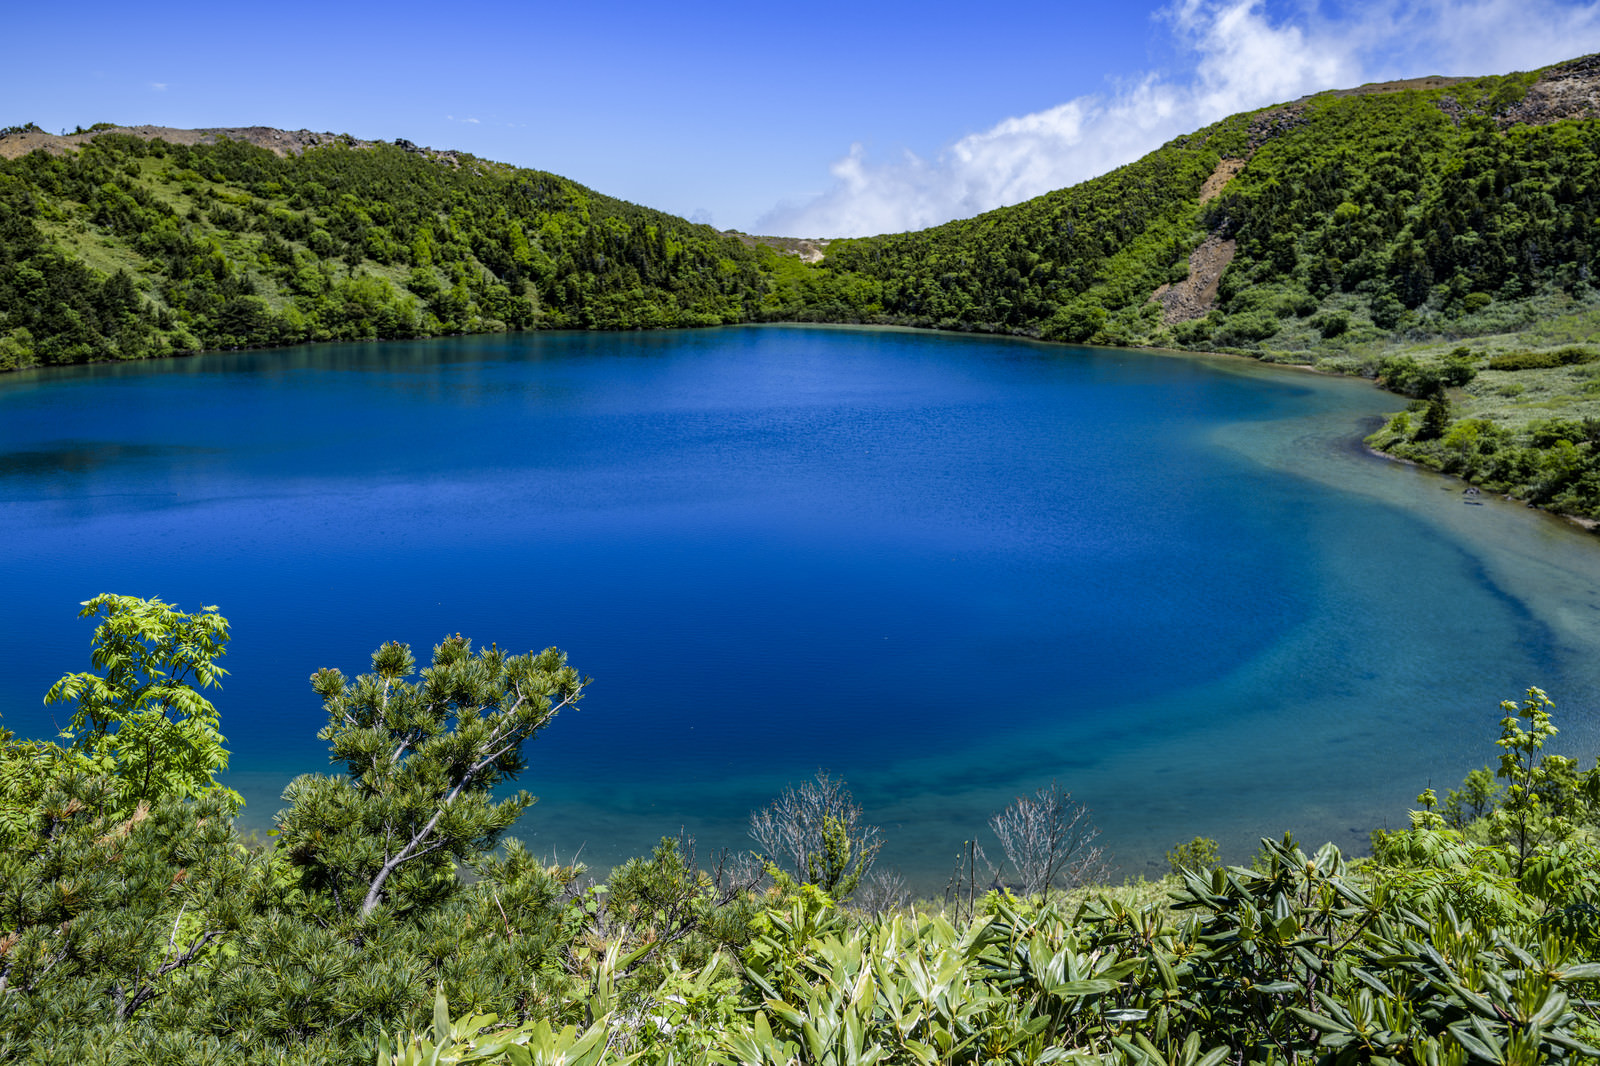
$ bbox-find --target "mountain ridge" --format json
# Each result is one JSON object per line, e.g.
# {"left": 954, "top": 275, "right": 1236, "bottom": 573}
{"left": 0, "top": 123, "right": 474, "bottom": 169}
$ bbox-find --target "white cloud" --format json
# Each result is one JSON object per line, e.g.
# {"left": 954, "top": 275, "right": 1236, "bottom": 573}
{"left": 149, "top": 82, "right": 167, "bottom": 92}
{"left": 1341, "top": 0, "right": 1600, "bottom": 77}
{"left": 758, "top": 0, "right": 1600, "bottom": 238}
{"left": 446, "top": 115, "right": 481, "bottom": 124}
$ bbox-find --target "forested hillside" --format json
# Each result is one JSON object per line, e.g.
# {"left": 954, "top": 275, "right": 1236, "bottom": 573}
{"left": 0, "top": 127, "right": 774, "bottom": 366}
{"left": 4, "top": 55, "right": 1600, "bottom": 518}
{"left": 794, "top": 57, "right": 1600, "bottom": 519}
{"left": 797, "top": 62, "right": 1597, "bottom": 351}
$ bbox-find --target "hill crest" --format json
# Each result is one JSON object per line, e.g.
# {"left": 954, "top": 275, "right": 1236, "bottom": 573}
{"left": 0, "top": 123, "right": 470, "bottom": 167}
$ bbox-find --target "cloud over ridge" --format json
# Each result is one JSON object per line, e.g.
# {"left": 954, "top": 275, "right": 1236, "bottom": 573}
{"left": 758, "top": 0, "right": 1600, "bottom": 238}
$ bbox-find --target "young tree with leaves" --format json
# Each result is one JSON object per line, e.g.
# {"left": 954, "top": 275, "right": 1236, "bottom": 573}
{"left": 1492, "top": 686, "right": 1574, "bottom": 876}
{"left": 43, "top": 594, "right": 235, "bottom": 812}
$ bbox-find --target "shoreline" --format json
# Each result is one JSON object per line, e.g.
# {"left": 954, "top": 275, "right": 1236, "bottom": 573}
{"left": 5, "top": 320, "right": 1595, "bottom": 533}
{"left": 1361, "top": 442, "right": 1600, "bottom": 534}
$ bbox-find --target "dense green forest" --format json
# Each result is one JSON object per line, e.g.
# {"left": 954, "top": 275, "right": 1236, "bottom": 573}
{"left": 10, "top": 66, "right": 1600, "bottom": 363}
{"left": 0, "top": 129, "right": 774, "bottom": 366}
{"left": 5, "top": 57, "right": 1600, "bottom": 519}
{"left": 780, "top": 62, "right": 1600, "bottom": 519}
{"left": 5, "top": 595, "right": 1600, "bottom": 1064}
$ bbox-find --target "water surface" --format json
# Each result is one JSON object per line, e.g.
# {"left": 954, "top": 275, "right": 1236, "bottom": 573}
{"left": 3, "top": 326, "right": 1597, "bottom": 886}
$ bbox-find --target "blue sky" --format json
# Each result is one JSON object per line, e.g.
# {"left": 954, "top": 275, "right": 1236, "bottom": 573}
{"left": 8, "top": 0, "right": 1600, "bottom": 235}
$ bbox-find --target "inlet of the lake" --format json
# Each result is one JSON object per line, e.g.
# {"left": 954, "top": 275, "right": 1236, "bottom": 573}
{"left": 3, "top": 325, "right": 1598, "bottom": 889}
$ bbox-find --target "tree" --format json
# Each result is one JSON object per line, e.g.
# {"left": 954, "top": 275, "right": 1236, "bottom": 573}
{"left": 1419, "top": 394, "right": 1453, "bottom": 441}
{"left": 749, "top": 771, "right": 881, "bottom": 898}
{"left": 1491, "top": 686, "right": 1572, "bottom": 875}
{"left": 43, "top": 594, "right": 234, "bottom": 812}
{"left": 597, "top": 833, "right": 762, "bottom": 979}
{"left": 0, "top": 718, "right": 74, "bottom": 849}
{"left": 989, "top": 781, "right": 1108, "bottom": 899}
{"left": 275, "top": 635, "right": 587, "bottom": 920}
{"left": 0, "top": 764, "right": 250, "bottom": 1040}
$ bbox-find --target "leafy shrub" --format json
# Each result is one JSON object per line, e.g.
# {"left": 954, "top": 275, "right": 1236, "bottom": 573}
{"left": 1315, "top": 310, "right": 1349, "bottom": 338}
{"left": 1370, "top": 292, "right": 1405, "bottom": 330}
{"left": 1381, "top": 355, "right": 1445, "bottom": 398}
{"left": 1488, "top": 347, "right": 1598, "bottom": 371}
{"left": 1216, "top": 309, "right": 1280, "bottom": 343}
{"left": 1165, "top": 835, "right": 1220, "bottom": 875}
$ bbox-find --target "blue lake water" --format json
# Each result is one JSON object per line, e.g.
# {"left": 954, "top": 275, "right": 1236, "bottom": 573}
{"left": 3, "top": 325, "right": 1599, "bottom": 888}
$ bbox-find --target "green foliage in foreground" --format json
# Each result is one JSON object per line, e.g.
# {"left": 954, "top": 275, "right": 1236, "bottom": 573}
{"left": 5, "top": 597, "right": 1600, "bottom": 1063}
{"left": 278, "top": 636, "right": 587, "bottom": 920}
{"left": 406, "top": 836, "right": 1600, "bottom": 1065}
{"left": 43, "top": 593, "right": 235, "bottom": 812}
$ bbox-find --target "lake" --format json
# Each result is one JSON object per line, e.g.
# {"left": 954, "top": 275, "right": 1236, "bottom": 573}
{"left": 3, "top": 325, "right": 1598, "bottom": 889}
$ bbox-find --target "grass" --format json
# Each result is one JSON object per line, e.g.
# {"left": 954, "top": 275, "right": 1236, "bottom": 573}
{"left": 1460, "top": 363, "right": 1600, "bottom": 428}
{"left": 34, "top": 215, "right": 148, "bottom": 279}
{"left": 1225, "top": 287, "right": 1600, "bottom": 445}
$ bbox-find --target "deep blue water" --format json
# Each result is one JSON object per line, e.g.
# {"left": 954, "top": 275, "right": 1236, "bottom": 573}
{"left": 4, "top": 326, "right": 1598, "bottom": 886}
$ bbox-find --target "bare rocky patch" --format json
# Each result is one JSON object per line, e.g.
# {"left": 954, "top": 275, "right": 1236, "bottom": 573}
{"left": 1148, "top": 158, "right": 1243, "bottom": 325}
{"left": 0, "top": 124, "right": 467, "bottom": 166}
{"left": 1150, "top": 234, "right": 1237, "bottom": 325}
{"left": 1244, "top": 106, "right": 1309, "bottom": 152}
{"left": 1500, "top": 54, "right": 1600, "bottom": 126}
{"left": 724, "top": 232, "right": 831, "bottom": 263}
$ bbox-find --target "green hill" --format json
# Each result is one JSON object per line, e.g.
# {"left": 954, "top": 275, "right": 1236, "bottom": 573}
{"left": 791, "top": 57, "right": 1600, "bottom": 519}
{"left": 0, "top": 125, "right": 771, "bottom": 365}
{"left": 4, "top": 55, "right": 1599, "bottom": 517}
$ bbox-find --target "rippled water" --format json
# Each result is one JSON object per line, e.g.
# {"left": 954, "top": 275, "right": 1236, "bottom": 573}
{"left": 3, "top": 325, "right": 1597, "bottom": 887}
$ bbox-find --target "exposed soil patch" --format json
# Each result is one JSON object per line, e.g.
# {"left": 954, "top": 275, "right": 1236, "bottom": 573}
{"left": 1198, "top": 158, "right": 1244, "bottom": 203}
{"left": 1150, "top": 234, "right": 1236, "bottom": 325}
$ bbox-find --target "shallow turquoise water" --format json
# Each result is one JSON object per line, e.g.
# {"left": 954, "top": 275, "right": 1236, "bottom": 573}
{"left": 3, "top": 325, "right": 1597, "bottom": 887}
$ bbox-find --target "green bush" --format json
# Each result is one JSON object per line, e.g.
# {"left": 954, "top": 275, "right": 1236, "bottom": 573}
{"left": 1315, "top": 311, "right": 1349, "bottom": 338}
{"left": 1165, "top": 835, "right": 1220, "bottom": 875}
{"left": 1487, "top": 347, "right": 1598, "bottom": 371}
{"left": 1216, "top": 309, "right": 1280, "bottom": 343}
